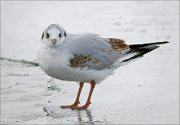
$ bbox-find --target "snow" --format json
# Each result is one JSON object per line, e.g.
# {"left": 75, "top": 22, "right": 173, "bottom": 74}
{"left": 1, "top": 1, "right": 179, "bottom": 124}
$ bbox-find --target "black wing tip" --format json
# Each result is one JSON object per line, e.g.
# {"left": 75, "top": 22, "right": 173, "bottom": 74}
{"left": 129, "top": 41, "right": 169, "bottom": 49}
{"left": 115, "top": 41, "right": 169, "bottom": 66}
{"left": 123, "top": 44, "right": 162, "bottom": 63}
{"left": 159, "top": 41, "right": 170, "bottom": 44}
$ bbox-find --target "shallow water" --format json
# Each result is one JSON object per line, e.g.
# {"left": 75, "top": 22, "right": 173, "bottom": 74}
{"left": 1, "top": 1, "right": 179, "bottom": 124}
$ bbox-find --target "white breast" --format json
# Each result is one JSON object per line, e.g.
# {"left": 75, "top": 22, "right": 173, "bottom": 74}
{"left": 38, "top": 47, "right": 67, "bottom": 78}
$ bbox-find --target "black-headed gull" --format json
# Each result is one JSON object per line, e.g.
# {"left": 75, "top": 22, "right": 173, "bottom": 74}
{"left": 38, "top": 24, "right": 169, "bottom": 110}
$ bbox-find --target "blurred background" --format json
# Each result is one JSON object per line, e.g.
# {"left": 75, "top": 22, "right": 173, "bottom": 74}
{"left": 1, "top": 1, "right": 179, "bottom": 61}
{"left": 1, "top": 1, "right": 179, "bottom": 124}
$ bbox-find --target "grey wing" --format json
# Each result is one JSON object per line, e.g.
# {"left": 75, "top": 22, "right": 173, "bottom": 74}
{"left": 66, "top": 34, "right": 129, "bottom": 70}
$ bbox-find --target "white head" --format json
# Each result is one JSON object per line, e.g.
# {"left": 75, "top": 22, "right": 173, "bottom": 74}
{"left": 41, "top": 24, "right": 67, "bottom": 47}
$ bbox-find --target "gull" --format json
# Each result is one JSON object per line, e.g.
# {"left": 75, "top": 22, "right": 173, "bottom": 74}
{"left": 38, "top": 24, "right": 169, "bottom": 110}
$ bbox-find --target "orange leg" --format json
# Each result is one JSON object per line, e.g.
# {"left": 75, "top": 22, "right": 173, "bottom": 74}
{"left": 71, "top": 80, "right": 96, "bottom": 110}
{"left": 60, "top": 82, "right": 84, "bottom": 109}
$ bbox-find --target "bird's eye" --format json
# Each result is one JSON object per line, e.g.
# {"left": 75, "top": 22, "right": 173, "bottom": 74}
{"left": 46, "top": 33, "right": 49, "bottom": 38}
{"left": 59, "top": 33, "right": 62, "bottom": 38}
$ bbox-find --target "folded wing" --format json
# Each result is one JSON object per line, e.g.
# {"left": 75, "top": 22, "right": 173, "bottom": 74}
{"left": 67, "top": 34, "right": 129, "bottom": 70}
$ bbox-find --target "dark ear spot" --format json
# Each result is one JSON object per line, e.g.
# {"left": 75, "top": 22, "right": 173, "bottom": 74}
{"left": 64, "top": 31, "right": 66, "bottom": 37}
{"left": 41, "top": 32, "right": 44, "bottom": 39}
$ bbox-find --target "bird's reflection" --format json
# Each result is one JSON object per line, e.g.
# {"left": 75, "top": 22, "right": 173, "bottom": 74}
{"left": 43, "top": 106, "right": 96, "bottom": 124}
{"left": 76, "top": 109, "right": 94, "bottom": 125}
